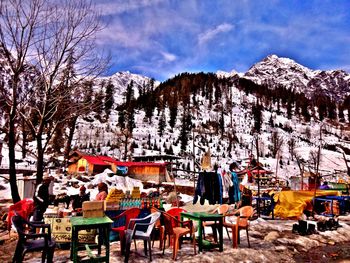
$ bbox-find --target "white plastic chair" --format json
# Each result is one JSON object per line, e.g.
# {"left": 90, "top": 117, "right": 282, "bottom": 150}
{"left": 124, "top": 212, "right": 161, "bottom": 262}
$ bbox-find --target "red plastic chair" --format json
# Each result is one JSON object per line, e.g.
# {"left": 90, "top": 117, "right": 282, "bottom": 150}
{"left": 7, "top": 199, "right": 35, "bottom": 231}
{"left": 111, "top": 208, "right": 141, "bottom": 255}
{"left": 167, "top": 208, "right": 187, "bottom": 224}
{"left": 164, "top": 207, "right": 187, "bottom": 246}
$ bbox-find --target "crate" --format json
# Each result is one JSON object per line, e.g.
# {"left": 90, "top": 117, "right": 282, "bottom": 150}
{"left": 82, "top": 201, "right": 104, "bottom": 218}
{"left": 104, "top": 200, "right": 120, "bottom": 211}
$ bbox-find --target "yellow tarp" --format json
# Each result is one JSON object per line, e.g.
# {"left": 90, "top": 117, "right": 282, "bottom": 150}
{"left": 273, "top": 190, "right": 339, "bottom": 219}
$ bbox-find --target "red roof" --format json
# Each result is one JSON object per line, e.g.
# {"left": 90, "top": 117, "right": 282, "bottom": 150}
{"left": 114, "top": 161, "right": 167, "bottom": 167}
{"left": 83, "top": 156, "right": 111, "bottom": 166}
{"left": 98, "top": 155, "right": 119, "bottom": 164}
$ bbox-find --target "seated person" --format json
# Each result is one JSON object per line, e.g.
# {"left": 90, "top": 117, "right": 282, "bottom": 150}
{"left": 95, "top": 182, "right": 108, "bottom": 201}
{"left": 319, "top": 181, "right": 330, "bottom": 190}
{"left": 72, "top": 186, "right": 90, "bottom": 210}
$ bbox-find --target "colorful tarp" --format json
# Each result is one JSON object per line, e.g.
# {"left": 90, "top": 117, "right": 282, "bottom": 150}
{"left": 273, "top": 190, "right": 339, "bottom": 219}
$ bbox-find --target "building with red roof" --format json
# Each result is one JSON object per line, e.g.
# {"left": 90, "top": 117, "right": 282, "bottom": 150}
{"left": 67, "top": 151, "right": 118, "bottom": 175}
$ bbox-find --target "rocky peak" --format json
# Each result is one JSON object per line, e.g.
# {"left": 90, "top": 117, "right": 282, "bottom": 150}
{"left": 242, "top": 54, "right": 350, "bottom": 102}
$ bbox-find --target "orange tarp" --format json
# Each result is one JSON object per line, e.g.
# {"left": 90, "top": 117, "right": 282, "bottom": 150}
{"left": 273, "top": 190, "right": 339, "bottom": 219}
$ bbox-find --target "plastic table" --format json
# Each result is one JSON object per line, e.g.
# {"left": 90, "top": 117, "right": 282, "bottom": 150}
{"left": 181, "top": 211, "right": 223, "bottom": 252}
{"left": 70, "top": 216, "right": 113, "bottom": 263}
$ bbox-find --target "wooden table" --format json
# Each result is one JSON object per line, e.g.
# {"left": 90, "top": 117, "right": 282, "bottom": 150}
{"left": 181, "top": 211, "right": 223, "bottom": 252}
{"left": 70, "top": 216, "right": 113, "bottom": 263}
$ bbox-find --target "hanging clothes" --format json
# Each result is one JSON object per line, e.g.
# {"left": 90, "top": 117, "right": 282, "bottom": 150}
{"left": 193, "top": 172, "right": 206, "bottom": 205}
{"left": 229, "top": 171, "right": 241, "bottom": 204}
{"left": 216, "top": 172, "right": 223, "bottom": 204}
{"left": 221, "top": 170, "right": 233, "bottom": 198}
{"left": 193, "top": 171, "right": 223, "bottom": 205}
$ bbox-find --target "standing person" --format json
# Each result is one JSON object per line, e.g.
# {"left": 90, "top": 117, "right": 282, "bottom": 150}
{"left": 229, "top": 162, "right": 241, "bottom": 207}
{"left": 33, "top": 175, "right": 52, "bottom": 222}
{"left": 95, "top": 182, "right": 108, "bottom": 201}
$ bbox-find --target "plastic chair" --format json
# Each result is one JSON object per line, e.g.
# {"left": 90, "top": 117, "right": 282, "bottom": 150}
{"left": 11, "top": 214, "right": 56, "bottom": 263}
{"left": 167, "top": 207, "right": 187, "bottom": 221}
{"left": 162, "top": 212, "right": 196, "bottom": 260}
{"left": 224, "top": 206, "right": 254, "bottom": 248}
{"left": 111, "top": 208, "right": 141, "bottom": 255}
{"left": 202, "top": 204, "right": 230, "bottom": 242}
{"left": 124, "top": 212, "right": 161, "bottom": 262}
{"left": 150, "top": 207, "right": 165, "bottom": 249}
{"left": 7, "top": 199, "right": 35, "bottom": 231}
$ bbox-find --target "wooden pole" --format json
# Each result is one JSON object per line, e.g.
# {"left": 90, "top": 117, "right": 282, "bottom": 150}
{"left": 255, "top": 135, "right": 260, "bottom": 217}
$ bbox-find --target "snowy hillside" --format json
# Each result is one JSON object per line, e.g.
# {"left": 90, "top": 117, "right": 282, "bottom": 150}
{"left": 1, "top": 54, "right": 349, "bottom": 188}
{"left": 68, "top": 58, "right": 350, "bottom": 184}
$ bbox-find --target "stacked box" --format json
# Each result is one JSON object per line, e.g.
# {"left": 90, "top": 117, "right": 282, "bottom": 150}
{"left": 105, "top": 188, "right": 125, "bottom": 210}
{"left": 82, "top": 201, "right": 104, "bottom": 218}
{"left": 131, "top": 187, "right": 141, "bottom": 199}
{"left": 106, "top": 188, "right": 125, "bottom": 202}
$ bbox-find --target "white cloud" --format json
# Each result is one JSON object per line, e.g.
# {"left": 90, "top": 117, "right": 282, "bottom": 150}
{"left": 161, "top": 51, "right": 177, "bottom": 62}
{"left": 97, "top": 0, "right": 164, "bottom": 16}
{"left": 198, "top": 23, "right": 234, "bottom": 45}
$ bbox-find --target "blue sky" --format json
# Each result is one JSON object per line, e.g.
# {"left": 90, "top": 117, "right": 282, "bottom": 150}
{"left": 95, "top": 0, "right": 350, "bottom": 81}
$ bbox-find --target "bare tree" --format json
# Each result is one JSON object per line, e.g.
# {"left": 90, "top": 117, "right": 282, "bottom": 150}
{"left": 288, "top": 138, "right": 296, "bottom": 161}
{"left": 0, "top": 0, "right": 44, "bottom": 202}
{"left": 0, "top": 0, "right": 109, "bottom": 192}
{"left": 270, "top": 129, "right": 284, "bottom": 158}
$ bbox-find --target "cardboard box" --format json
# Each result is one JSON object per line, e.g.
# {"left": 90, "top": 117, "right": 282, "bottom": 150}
{"left": 82, "top": 201, "right": 104, "bottom": 218}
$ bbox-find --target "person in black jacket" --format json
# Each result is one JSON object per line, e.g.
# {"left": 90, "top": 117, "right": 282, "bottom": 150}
{"left": 72, "top": 186, "right": 90, "bottom": 210}
{"left": 33, "top": 176, "right": 52, "bottom": 222}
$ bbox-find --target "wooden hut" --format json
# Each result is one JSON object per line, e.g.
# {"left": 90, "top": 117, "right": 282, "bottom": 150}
{"left": 67, "top": 151, "right": 116, "bottom": 175}
{"left": 113, "top": 161, "right": 173, "bottom": 183}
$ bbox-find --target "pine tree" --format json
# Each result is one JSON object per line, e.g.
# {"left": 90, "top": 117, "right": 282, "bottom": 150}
{"left": 104, "top": 80, "right": 115, "bottom": 118}
{"left": 219, "top": 110, "right": 225, "bottom": 136}
{"left": 179, "top": 114, "right": 189, "bottom": 152}
{"left": 158, "top": 110, "right": 166, "bottom": 136}
{"left": 169, "top": 105, "right": 178, "bottom": 128}
{"left": 252, "top": 102, "right": 263, "bottom": 133}
{"left": 94, "top": 89, "right": 104, "bottom": 118}
{"left": 118, "top": 110, "right": 126, "bottom": 129}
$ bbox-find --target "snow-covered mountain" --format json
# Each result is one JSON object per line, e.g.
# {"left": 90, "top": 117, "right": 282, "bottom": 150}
{"left": 243, "top": 54, "right": 350, "bottom": 102}
{"left": 1, "top": 53, "right": 349, "bottom": 185}
{"left": 96, "top": 71, "right": 156, "bottom": 104}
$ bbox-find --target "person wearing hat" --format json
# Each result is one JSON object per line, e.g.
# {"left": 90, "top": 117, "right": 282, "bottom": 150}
{"left": 72, "top": 185, "right": 90, "bottom": 210}
{"left": 32, "top": 174, "right": 52, "bottom": 222}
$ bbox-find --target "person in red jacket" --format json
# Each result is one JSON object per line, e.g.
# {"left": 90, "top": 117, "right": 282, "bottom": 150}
{"left": 95, "top": 182, "right": 108, "bottom": 201}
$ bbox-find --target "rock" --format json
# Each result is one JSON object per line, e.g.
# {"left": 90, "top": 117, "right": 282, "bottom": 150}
{"left": 86, "top": 183, "right": 94, "bottom": 189}
{"left": 264, "top": 231, "right": 280, "bottom": 242}
{"left": 275, "top": 245, "right": 287, "bottom": 251}
{"left": 327, "top": 240, "right": 335, "bottom": 245}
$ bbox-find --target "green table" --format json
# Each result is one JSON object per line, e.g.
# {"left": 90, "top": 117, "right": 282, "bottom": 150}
{"left": 70, "top": 216, "right": 113, "bottom": 263}
{"left": 181, "top": 211, "right": 223, "bottom": 252}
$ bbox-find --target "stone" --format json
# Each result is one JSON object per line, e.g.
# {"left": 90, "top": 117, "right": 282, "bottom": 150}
{"left": 264, "top": 231, "right": 280, "bottom": 241}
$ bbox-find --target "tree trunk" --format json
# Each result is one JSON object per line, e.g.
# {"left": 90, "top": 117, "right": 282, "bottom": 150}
{"left": 21, "top": 116, "right": 27, "bottom": 159}
{"left": 124, "top": 136, "right": 128, "bottom": 161}
{"left": 9, "top": 118, "right": 21, "bottom": 203}
{"left": 63, "top": 116, "right": 78, "bottom": 168}
{"left": 36, "top": 135, "right": 44, "bottom": 185}
{"left": 9, "top": 77, "right": 21, "bottom": 203}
